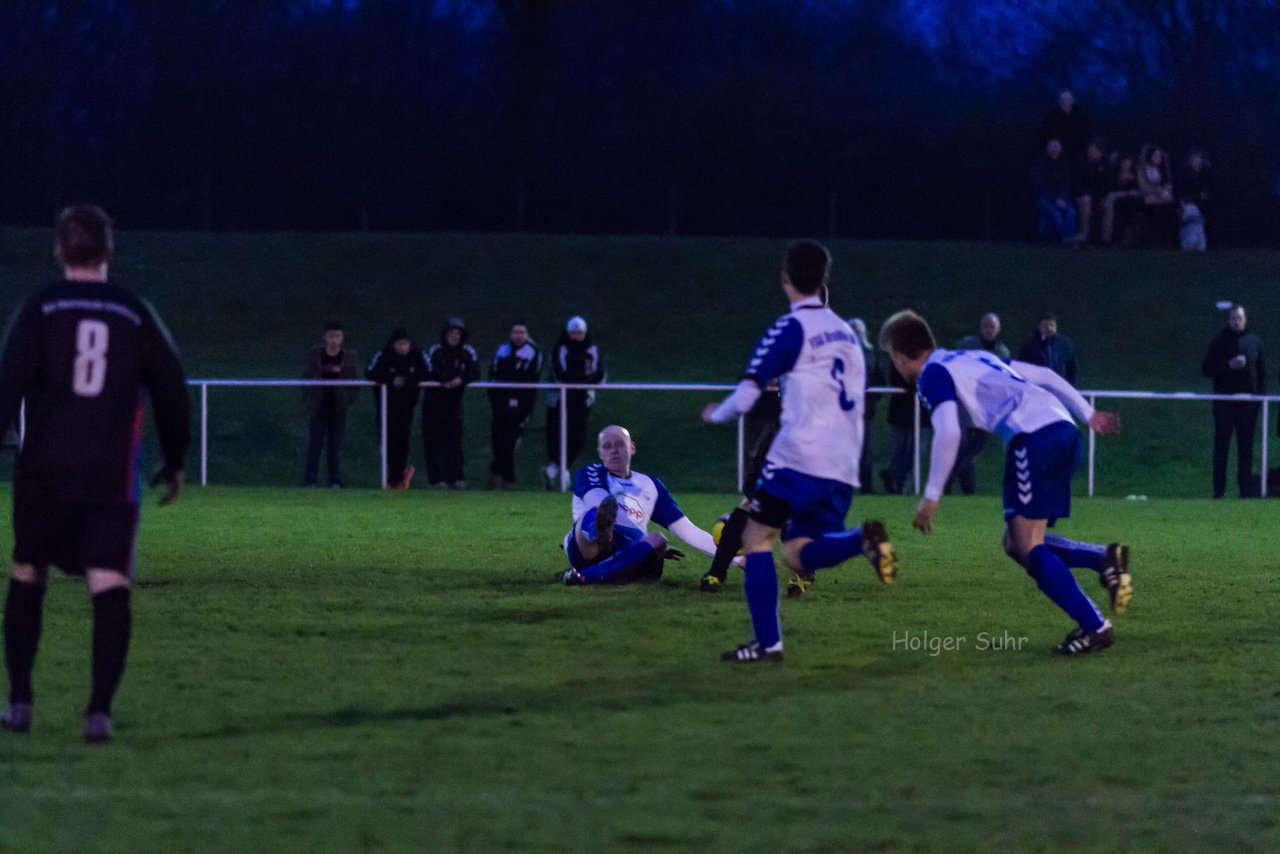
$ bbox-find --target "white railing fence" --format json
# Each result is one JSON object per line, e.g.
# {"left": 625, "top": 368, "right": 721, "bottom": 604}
{"left": 189, "top": 380, "right": 1280, "bottom": 497}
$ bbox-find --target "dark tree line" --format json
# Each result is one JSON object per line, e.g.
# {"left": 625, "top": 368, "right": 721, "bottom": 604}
{"left": 2, "top": 0, "right": 1278, "bottom": 243}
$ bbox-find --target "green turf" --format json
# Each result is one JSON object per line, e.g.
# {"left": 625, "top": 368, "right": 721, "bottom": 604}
{"left": 1, "top": 229, "right": 1277, "bottom": 494}
{"left": 0, "top": 488, "right": 1275, "bottom": 849}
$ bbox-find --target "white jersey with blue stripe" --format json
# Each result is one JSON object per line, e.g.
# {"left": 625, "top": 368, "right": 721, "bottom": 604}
{"left": 568, "top": 463, "right": 684, "bottom": 534}
{"left": 745, "top": 297, "right": 864, "bottom": 486}
{"left": 918, "top": 349, "right": 1074, "bottom": 441}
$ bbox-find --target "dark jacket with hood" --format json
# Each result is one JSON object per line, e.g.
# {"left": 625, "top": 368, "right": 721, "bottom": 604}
{"left": 425, "top": 318, "right": 480, "bottom": 406}
{"left": 547, "top": 331, "right": 604, "bottom": 408}
{"left": 366, "top": 327, "right": 430, "bottom": 410}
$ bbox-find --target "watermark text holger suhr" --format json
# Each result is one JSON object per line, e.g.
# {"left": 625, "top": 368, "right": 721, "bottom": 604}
{"left": 891, "top": 629, "right": 1029, "bottom": 656}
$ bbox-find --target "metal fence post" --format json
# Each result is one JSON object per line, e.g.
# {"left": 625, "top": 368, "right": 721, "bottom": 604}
{"left": 912, "top": 394, "right": 921, "bottom": 495}
{"left": 736, "top": 415, "right": 745, "bottom": 493}
{"left": 559, "top": 385, "right": 569, "bottom": 492}
{"left": 1087, "top": 393, "right": 1097, "bottom": 497}
{"left": 379, "top": 384, "right": 388, "bottom": 489}
{"left": 1262, "top": 399, "right": 1270, "bottom": 498}
{"left": 200, "top": 383, "right": 208, "bottom": 486}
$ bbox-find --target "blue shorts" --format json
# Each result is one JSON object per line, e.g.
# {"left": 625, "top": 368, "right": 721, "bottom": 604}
{"left": 1003, "top": 421, "right": 1082, "bottom": 524}
{"left": 564, "top": 507, "right": 644, "bottom": 570}
{"left": 751, "top": 465, "right": 853, "bottom": 542}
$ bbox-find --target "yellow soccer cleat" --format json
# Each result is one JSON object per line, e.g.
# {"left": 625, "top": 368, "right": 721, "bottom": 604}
{"left": 861, "top": 519, "right": 896, "bottom": 585}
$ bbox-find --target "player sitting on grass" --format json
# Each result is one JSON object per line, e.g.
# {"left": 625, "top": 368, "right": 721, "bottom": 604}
{"left": 562, "top": 425, "right": 722, "bottom": 585}
{"left": 879, "top": 309, "right": 1132, "bottom": 656}
{"left": 702, "top": 239, "right": 894, "bottom": 663}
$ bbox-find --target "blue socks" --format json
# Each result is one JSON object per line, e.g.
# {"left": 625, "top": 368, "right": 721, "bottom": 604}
{"left": 1043, "top": 534, "right": 1105, "bottom": 572}
{"left": 578, "top": 537, "right": 658, "bottom": 583}
{"left": 1024, "top": 545, "right": 1105, "bottom": 631}
{"left": 798, "top": 527, "right": 864, "bottom": 572}
{"left": 743, "top": 552, "right": 782, "bottom": 649}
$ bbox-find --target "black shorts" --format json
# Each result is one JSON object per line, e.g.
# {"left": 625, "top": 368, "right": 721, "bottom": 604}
{"left": 12, "top": 497, "right": 139, "bottom": 576}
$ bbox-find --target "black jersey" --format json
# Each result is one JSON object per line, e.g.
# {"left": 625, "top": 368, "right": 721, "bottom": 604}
{"left": 0, "top": 279, "right": 190, "bottom": 504}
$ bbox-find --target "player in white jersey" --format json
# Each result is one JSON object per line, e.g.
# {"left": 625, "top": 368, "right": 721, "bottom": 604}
{"left": 561, "top": 425, "right": 722, "bottom": 585}
{"left": 703, "top": 240, "right": 895, "bottom": 662}
{"left": 879, "top": 310, "right": 1132, "bottom": 656}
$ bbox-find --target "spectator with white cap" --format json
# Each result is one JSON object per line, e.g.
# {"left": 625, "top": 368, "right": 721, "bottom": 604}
{"left": 544, "top": 315, "right": 604, "bottom": 489}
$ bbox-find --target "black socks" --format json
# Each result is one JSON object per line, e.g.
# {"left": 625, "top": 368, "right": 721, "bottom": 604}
{"left": 3, "top": 579, "right": 46, "bottom": 705}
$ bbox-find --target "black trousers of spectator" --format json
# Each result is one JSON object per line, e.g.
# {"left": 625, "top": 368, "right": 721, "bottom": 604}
{"left": 858, "top": 421, "right": 875, "bottom": 493}
{"left": 304, "top": 406, "right": 347, "bottom": 486}
{"left": 949, "top": 428, "right": 989, "bottom": 495}
{"left": 380, "top": 402, "right": 415, "bottom": 486}
{"left": 1212, "top": 401, "right": 1260, "bottom": 498}
{"left": 546, "top": 397, "right": 591, "bottom": 472}
{"left": 490, "top": 406, "right": 528, "bottom": 484}
{"left": 424, "top": 398, "right": 465, "bottom": 485}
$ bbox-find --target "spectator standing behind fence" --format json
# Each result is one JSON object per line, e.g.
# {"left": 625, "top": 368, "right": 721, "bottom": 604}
{"left": 1033, "top": 138, "right": 1079, "bottom": 244}
{"left": 423, "top": 318, "right": 480, "bottom": 489}
{"left": 302, "top": 322, "right": 359, "bottom": 488}
{"left": 1018, "top": 313, "right": 1078, "bottom": 386}
{"left": 951, "top": 313, "right": 1012, "bottom": 494}
{"left": 366, "top": 327, "right": 429, "bottom": 490}
{"left": 487, "top": 322, "right": 543, "bottom": 490}
{"left": 1202, "top": 305, "right": 1265, "bottom": 499}
{"left": 544, "top": 316, "right": 604, "bottom": 490}
{"left": 880, "top": 361, "right": 915, "bottom": 495}
{"left": 850, "top": 318, "right": 884, "bottom": 494}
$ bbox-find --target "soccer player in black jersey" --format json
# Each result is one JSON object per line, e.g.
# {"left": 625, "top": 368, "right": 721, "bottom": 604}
{"left": 0, "top": 205, "right": 189, "bottom": 743}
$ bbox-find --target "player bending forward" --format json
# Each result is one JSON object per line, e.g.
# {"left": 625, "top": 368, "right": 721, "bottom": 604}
{"left": 562, "top": 425, "right": 723, "bottom": 585}
{"left": 879, "top": 310, "right": 1132, "bottom": 655}
{"left": 702, "top": 239, "right": 894, "bottom": 663}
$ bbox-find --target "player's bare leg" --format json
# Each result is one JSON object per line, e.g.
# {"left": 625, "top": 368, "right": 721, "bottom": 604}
{"left": 82, "top": 568, "right": 133, "bottom": 743}
{"left": 782, "top": 521, "right": 896, "bottom": 598}
{"left": 3, "top": 563, "right": 50, "bottom": 733}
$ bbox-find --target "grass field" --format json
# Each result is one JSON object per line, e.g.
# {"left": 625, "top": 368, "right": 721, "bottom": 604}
{"left": 0, "top": 487, "right": 1276, "bottom": 850}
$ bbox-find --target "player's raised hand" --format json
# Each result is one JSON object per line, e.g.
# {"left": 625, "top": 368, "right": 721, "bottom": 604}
{"left": 701, "top": 402, "right": 720, "bottom": 424}
{"left": 1088, "top": 410, "right": 1121, "bottom": 436}
{"left": 913, "top": 497, "right": 938, "bottom": 534}
{"left": 150, "top": 466, "right": 184, "bottom": 506}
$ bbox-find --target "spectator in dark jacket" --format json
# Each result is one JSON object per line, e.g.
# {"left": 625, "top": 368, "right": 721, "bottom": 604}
{"left": 544, "top": 315, "right": 604, "bottom": 489}
{"left": 1178, "top": 148, "right": 1212, "bottom": 249}
{"left": 850, "top": 318, "right": 884, "bottom": 494}
{"left": 1018, "top": 313, "right": 1078, "bottom": 386}
{"left": 1039, "top": 88, "right": 1092, "bottom": 168}
{"left": 1074, "top": 138, "right": 1112, "bottom": 244}
{"left": 423, "top": 317, "right": 480, "bottom": 489}
{"left": 1202, "top": 305, "right": 1265, "bottom": 498}
{"left": 302, "top": 322, "right": 360, "bottom": 488}
{"left": 487, "top": 322, "right": 543, "bottom": 489}
{"left": 1033, "top": 138, "right": 1079, "bottom": 243}
{"left": 366, "top": 327, "right": 430, "bottom": 489}
{"left": 880, "top": 362, "right": 916, "bottom": 495}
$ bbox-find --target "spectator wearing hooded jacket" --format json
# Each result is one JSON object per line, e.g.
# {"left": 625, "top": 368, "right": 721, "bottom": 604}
{"left": 487, "top": 322, "right": 543, "bottom": 489}
{"left": 544, "top": 315, "right": 604, "bottom": 489}
{"left": 366, "top": 327, "right": 430, "bottom": 489}
{"left": 423, "top": 317, "right": 480, "bottom": 488}
{"left": 302, "top": 322, "right": 360, "bottom": 488}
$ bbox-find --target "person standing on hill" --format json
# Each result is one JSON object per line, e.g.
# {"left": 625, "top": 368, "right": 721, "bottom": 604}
{"left": 423, "top": 317, "right": 480, "bottom": 489}
{"left": 1202, "top": 305, "right": 1265, "bottom": 498}
{"left": 302, "top": 322, "right": 359, "bottom": 488}
{"left": 366, "top": 327, "right": 430, "bottom": 489}
{"left": 487, "top": 322, "right": 543, "bottom": 490}
{"left": 543, "top": 316, "right": 604, "bottom": 490}
{"left": 0, "top": 204, "right": 189, "bottom": 743}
